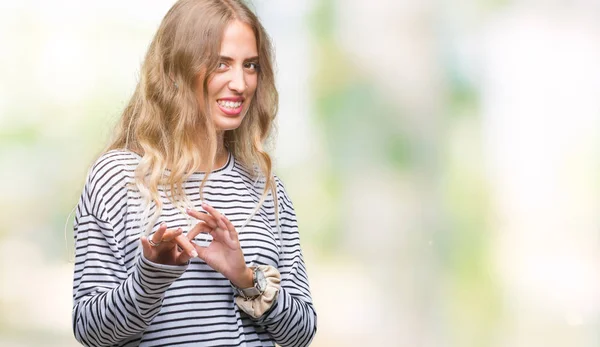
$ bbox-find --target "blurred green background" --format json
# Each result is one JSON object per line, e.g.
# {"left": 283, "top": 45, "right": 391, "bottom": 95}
{"left": 1, "top": 0, "right": 599, "bottom": 346}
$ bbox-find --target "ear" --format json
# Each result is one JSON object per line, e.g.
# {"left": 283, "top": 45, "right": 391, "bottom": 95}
{"left": 168, "top": 74, "right": 178, "bottom": 89}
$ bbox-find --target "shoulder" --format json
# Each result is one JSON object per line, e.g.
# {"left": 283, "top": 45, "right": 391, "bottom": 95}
{"left": 228, "top": 158, "right": 294, "bottom": 206}
{"left": 229, "top": 158, "right": 257, "bottom": 183}
{"left": 88, "top": 150, "right": 139, "bottom": 185}
{"left": 83, "top": 149, "right": 139, "bottom": 208}
{"left": 274, "top": 174, "right": 286, "bottom": 194}
{"left": 273, "top": 174, "right": 295, "bottom": 210}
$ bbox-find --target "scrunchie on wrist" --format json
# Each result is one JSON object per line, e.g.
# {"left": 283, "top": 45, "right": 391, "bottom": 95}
{"left": 235, "top": 265, "right": 281, "bottom": 318}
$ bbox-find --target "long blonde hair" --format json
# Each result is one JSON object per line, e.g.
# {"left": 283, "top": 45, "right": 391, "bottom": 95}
{"left": 106, "top": 0, "right": 279, "bottom": 236}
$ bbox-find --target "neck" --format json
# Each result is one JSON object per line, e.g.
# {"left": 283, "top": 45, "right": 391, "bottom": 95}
{"left": 216, "top": 130, "right": 228, "bottom": 159}
{"left": 216, "top": 130, "right": 225, "bottom": 156}
{"left": 203, "top": 131, "right": 228, "bottom": 172}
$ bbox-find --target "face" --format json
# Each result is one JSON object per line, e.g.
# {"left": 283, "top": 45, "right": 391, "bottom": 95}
{"left": 204, "top": 20, "right": 258, "bottom": 132}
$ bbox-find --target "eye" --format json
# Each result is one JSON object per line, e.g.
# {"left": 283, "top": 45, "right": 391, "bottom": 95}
{"left": 217, "top": 62, "right": 228, "bottom": 70}
{"left": 244, "top": 62, "right": 259, "bottom": 71}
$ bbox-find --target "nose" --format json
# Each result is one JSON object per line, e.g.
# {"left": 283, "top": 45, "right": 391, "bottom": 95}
{"left": 228, "top": 67, "right": 247, "bottom": 93}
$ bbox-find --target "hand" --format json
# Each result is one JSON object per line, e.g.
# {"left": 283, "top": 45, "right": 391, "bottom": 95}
{"left": 140, "top": 223, "right": 198, "bottom": 266}
{"left": 186, "top": 203, "right": 253, "bottom": 288}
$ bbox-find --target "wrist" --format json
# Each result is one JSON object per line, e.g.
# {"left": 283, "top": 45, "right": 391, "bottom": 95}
{"left": 231, "top": 266, "right": 254, "bottom": 288}
{"left": 233, "top": 265, "right": 281, "bottom": 318}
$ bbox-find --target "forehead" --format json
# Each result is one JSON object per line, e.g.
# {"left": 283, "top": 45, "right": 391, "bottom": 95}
{"left": 219, "top": 20, "right": 257, "bottom": 57}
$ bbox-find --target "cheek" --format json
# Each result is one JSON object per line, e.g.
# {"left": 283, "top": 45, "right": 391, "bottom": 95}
{"left": 247, "top": 78, "right": 258, "bottom": 96}
{"left": 206, "top": 77, "right": 225, "bottom": 98}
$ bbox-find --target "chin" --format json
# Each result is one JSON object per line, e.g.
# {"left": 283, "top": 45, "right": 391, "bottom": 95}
{"left": 213, "top": 116, "right": 244, "bottom": 131}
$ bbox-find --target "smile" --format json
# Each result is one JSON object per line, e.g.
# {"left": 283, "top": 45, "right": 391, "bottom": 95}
{"left": 217, "top": 100, "right": 242, "bottom": 109}
{"left": 216, "top": 98, "right": 244, "bottom": 116}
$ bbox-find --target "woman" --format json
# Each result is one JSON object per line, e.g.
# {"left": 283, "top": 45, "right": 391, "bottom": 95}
{"left": 72, "top": 0, "right": 317, "bottom": 346}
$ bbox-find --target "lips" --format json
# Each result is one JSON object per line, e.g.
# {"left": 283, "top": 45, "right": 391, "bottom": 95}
{"left": 216, "top": 97, "right": 244, "bottom": 116}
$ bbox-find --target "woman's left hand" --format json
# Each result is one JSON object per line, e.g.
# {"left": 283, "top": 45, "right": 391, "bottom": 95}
{"left": 186, "top": 203, "right": 253, "bottom": 288}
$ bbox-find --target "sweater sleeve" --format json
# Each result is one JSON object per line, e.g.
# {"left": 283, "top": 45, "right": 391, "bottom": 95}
{"left": 253, "top": 177, "right": 317, "bottom": 347}
{"left": 72, "top": 154, "right": 187, "bottom": 346}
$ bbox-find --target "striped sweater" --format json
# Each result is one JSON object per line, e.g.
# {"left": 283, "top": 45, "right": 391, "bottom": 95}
{"left": 72, "top": 150, "right": 317, "bottom": 347}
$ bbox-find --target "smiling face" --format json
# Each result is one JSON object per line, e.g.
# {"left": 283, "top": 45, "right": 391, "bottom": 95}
{"left": 204, "top": 20, "right": 258, "bottom": 132}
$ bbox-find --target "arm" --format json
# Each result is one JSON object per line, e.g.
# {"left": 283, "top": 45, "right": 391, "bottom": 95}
{"left": 184, "top": 179, "right": 318, "bottom": 346}
{"left": 253, "top": 178, "right": 317, "bottom": 347}
{"left": 72, "top": 159, "right": 188, "bottom": 346}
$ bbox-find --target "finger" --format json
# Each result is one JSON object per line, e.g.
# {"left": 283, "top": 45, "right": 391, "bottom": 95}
{"left": 220, "top": 224, "right": 237, "bottom": 249}
{"left": 186, "top": 208, "right": 218, "bottom": 228}
{"left": 176, "top": 251, "right": 192, "bottom": 264}
{"left": 205, "top": 206, "right": 229, "bottom": 234}
{"left": 191, "top": 242, "right": 208, "bottom": 261}
{"left": 140, "top": 235, "right": 152, "bottom": 256}
{"left": 187, "top": 222, "right": 212, "bottom": 241}
{"left": 152, "top": 228, "right": 182, "bottom": 253}
{"left": 174, "top": 238, "right": 194, "bottom": 264}
{"left": 173, "top": 233, "right": 198, "bottom": 258}
{"left": 220, "top": 215, "right": 239, "bottom": 242}
{"left": 201, "top": 203, "right": 224, "bottom": 222}
{"left": 207, "top": 227, "right": 221, "bottom": 242}
{"left": 160, "top": 228, "right": 183, "bottom": 242}
{"left": 216, "top": 217, "right": 227, "bottom": 231}
{"left": 150, "top": 223, "right": 168, "bottom": 243}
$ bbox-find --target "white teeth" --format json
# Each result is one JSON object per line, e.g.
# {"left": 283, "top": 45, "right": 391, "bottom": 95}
{"left": 218, "top": 100, "right": 242, "bottom": 109}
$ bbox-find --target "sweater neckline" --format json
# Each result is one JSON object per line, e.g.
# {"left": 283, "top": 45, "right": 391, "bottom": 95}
{"left": 128, "top": 150, "right": 234, "bottom": 179}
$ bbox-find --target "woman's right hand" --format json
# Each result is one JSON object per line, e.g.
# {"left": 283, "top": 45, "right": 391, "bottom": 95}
{"left": 140, "top": 223, "right": 198, "bottom": 265}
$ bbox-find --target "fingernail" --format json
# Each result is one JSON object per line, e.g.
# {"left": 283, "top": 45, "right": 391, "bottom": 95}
{"left": 191, "top": 250, "right": 198, "bottom": 257}
{"left": 186, "top": 208, "right": 191, "bottom": 214}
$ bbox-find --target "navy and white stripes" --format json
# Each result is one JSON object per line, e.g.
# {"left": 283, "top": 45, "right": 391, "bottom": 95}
{"left": 72, "top": 150, "right": 317, "bottom": 346}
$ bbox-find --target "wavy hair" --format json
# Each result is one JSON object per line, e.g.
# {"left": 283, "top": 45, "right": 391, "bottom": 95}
{"left": 105, "top": 0, "right": 279, "bottom": 236}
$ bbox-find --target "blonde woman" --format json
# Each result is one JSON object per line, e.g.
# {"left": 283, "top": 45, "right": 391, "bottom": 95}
{"left": 72, "top": 1, "right": 316, "bottom": 346}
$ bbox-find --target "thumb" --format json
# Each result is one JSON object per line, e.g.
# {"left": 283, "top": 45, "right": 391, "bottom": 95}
{"left": 140, "top": 236, "right": 152, "bottom": 258}
{"left": 193, "top": 243, "right": 208, "bottom": 261}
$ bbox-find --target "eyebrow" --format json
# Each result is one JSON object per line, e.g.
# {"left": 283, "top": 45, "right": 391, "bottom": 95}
{"left": 219, "top": 55, "right": 259, "bottom": 62}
